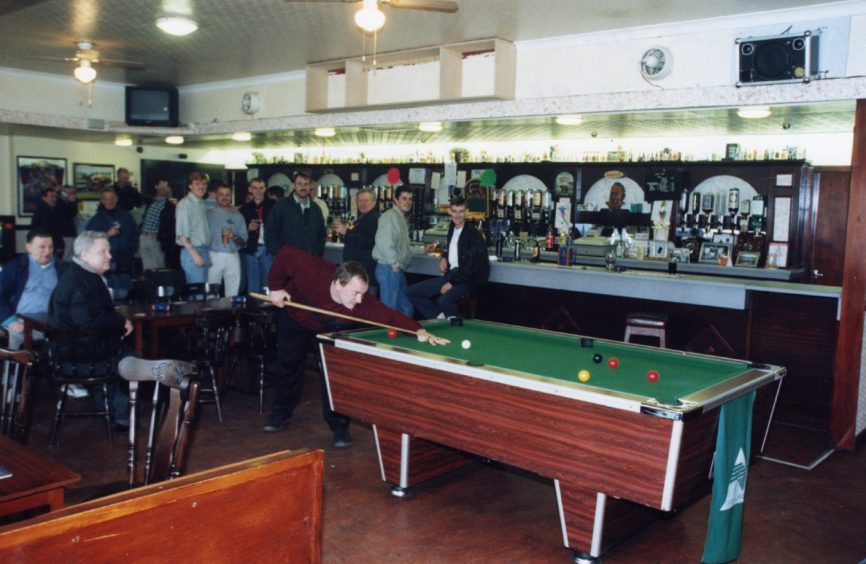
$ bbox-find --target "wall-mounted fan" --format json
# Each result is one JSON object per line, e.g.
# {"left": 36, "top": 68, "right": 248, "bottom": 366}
{"left": 31, "top": 41, "right": 145, "bottom": 84}
{"left": 640, "top": 46, "right": 673, "bottom": 80}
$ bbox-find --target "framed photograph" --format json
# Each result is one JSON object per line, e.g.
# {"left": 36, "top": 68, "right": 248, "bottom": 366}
{"left": 73, "top": 163, "right": 115, "bottom": 200}
{"left": 17, "top": 156, "right": 67, "bottom": 217}
{"left": 725, "top": 143, "right": 741, "bottom": 160}
{"left": 648, "top": 240, "right": 669, "bottom": 259}
{"left": 735, "top": 251, "right": 761, "bottom": 268}
{"left": 712, "top": 232, "right": 735, "bottom": 245}
{"left": 766, "top": 242, "right": 789, "bottom": 269}
{"left": 698, "top": 242, "right": 731, "bottom": 264}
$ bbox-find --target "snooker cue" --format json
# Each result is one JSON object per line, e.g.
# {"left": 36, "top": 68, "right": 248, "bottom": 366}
{"left": 248, "top": 292, "right": 421, "bottom": 336}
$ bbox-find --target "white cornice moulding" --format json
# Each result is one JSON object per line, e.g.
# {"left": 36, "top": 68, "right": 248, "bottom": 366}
{"left": 179, "top": 70, "right": 306, "bottom": 94}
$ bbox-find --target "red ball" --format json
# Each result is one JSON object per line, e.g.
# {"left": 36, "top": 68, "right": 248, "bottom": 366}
{"left": 607, "top": 357, "right": 620, "bottom": 369}
{"left": 387, "top": 329, "right": 398, "bottom": 339}
{"left": 646, "top": 370, "right": 659, "bottom": 382}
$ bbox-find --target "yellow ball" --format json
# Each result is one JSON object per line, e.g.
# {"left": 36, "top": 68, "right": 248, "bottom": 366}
{"left": 577, "top": 369, "right": 591, "bottom": 382}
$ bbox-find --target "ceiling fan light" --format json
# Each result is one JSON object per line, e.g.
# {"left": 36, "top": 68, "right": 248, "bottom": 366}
{"left": 355, "top": 0, "right": 385, "bottom": 32}
{"left": 555, "top": 114, "right": 583, "bottom": 126}
{"left": 114, "top": 138, "right": 133, "bottom": 147}
{"left": 73, "top": 60, "right": 97, "bottom": 84}
{"left": 737, "top": 106, "right": 772, "bottom": 119}
{"left": 314, "top": 127, "right": 336, "bottom": 138}
{"left": 232, "top": 132, "right": 252, "bottom": 142}
{"left": 418, "top": 121, "right": 443, "bottom": 133}
{"left": 156, "top": 16, "right": 199, "bottom": 36}
{"left": 165, "top": 135, "right": 185, "bottom": 145}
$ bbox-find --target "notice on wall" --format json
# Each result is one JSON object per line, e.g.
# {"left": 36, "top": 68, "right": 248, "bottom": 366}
{"left": 408, "top": 168, "right": 427, "bottom": 184}
{"left": 772, "top": 197, "right": 791, "bottom": 242}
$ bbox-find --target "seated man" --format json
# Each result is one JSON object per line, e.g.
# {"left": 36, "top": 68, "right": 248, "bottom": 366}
{"left": 407, "top": 197, "right": 490, "bottom": 320}
{"left": 48, "top": 230, "right": 135, "bottom": 430}
{"left": 0, "top": 229, "right": 66, "bottom": 350}
{"left": 265, "top": 244, "right": 448, "bottom": 447}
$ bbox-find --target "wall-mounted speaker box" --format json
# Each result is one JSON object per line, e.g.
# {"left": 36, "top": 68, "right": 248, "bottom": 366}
{"left": 736, "top": 31, "right": 819, "bottom": 86}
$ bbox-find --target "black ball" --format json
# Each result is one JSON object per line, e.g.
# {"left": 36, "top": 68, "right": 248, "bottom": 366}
{"left": 592, "top": 353, "right": 603, "bottom": 364}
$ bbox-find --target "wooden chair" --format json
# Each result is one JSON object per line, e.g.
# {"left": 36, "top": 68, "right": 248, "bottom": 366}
{"left": 43, "top": 328, "right": 125, "bottom": 447}
{"left": 186, "top": 311, "right": 234, "bottom": 422}
{"left": 231, "top": 309, "right": 276, "bottom": 414}
{"left": 0, "top": 348, "right": 35, "bottom": 443}
{"left": 118, "top": 357, "right": 199, "bottom": 486}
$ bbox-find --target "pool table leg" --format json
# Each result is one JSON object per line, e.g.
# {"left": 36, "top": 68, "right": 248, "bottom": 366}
{"left": 555, "top": 480, "right": 658, "bottom": 559}
{"left": 373, "top": 425, "right": 471, "bottom": 497}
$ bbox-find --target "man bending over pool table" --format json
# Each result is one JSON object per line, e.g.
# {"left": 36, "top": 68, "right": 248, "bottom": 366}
{"left": 265, "top": 244, "right": 448, "bottom": 447}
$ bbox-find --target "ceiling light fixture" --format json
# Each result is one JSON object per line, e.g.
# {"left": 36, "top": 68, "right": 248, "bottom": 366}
{"left": 232, "top": 132, "right": 252, "bottom": 142}
{"left": 73, "top": 60, "right": 97, "bottom": 84}
{"left": 165, "top": 135, "right": 185, "bottom": 145}
{"left": 314, "top": 127, "right": 336, "bottom": 138}
{"left": 737, "top": 106, "right": 772, "bottom": 119}
{"left": 114, "top": 138, "right": 133, "bottom": 147}
{"left": 555, "top": 114, "right": 583, "bottom": 126}
{"left": 418, "top": 121, "right": 443, "bottom": 133}
{"left": 156, "top": 16, "right": 198, "bottom": 36}
{"left": 355, "top": 0, "right": 385, "bottom": 32}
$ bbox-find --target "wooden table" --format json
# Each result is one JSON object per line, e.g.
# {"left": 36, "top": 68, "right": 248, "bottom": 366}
{"left": 19, "top": 298, "right": 272, "bottom": 359}
{"left": 0, "top": 436, "right": 81, "bottom": 518}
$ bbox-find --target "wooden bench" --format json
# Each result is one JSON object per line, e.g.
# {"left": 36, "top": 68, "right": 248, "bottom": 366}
{"left": 0, "top": 449, "right": 324, "bottom": 563}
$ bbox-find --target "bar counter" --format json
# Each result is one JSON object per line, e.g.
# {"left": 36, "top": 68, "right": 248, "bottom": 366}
{"left": 323, "top": 243, "right": 841, "bottom": 314}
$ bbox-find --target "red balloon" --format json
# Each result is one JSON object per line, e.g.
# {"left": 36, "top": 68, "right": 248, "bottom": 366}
{"left": 386, "top": 167, "right": 401, "bottom": 185}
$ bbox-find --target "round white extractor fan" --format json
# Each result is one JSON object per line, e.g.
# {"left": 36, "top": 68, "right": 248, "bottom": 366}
{"left": 640, "top": 46, "right": 673, "bottom": 80}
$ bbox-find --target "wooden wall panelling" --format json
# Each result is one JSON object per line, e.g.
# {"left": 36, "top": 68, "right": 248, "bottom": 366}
{"left": 808, "top": 168, "right": 851, "bottom": 286}
{"left": 833, "top": 98, "right": 866, "bottom": 449}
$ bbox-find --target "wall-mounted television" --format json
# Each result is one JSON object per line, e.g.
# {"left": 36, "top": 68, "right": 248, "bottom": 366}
{"left": 125, "top": 86, "right": 179, "bottom": 127}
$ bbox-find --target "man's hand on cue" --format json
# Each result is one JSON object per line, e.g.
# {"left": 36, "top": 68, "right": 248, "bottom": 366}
{"left": 416, "top": 329, "right": 450, "bottom": 346}
{"left": 269, "top": 289, "right": 291, "bottom": 308}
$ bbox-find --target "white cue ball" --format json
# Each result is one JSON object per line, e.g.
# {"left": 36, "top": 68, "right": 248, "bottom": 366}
{"left": 461, "top": 339, "right": 472, "bottom": 349}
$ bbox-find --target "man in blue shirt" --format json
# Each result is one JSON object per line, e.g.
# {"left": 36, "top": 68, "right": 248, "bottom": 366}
{"left": 86, "top": 188, "right": 139, "bottom": 276}
{"left": 0, "top": 229, "right": 66, "bottom": 350}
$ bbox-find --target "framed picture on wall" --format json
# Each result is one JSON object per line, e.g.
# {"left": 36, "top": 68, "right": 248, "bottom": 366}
{"left": 735, "top": 251, "right": 761, "bottom": 268}
{"left": 73, "top": 163, "right": 115, "bottom": 200}
{"left": 17, "top": 156, "right": 67, "bottom": 217}
{"left": 698, "top": 242, "right": 731, "bottom": 264}
{"left": 766, "top": 242, "right": 789, "bottom": 268}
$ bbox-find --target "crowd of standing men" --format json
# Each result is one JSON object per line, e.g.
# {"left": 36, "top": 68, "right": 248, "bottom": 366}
{"left": 2, "top": 166, "right": 474, "bottom": 447}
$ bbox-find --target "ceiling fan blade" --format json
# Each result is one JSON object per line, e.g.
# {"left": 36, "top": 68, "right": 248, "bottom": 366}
{"left": 282, "top": 0, "right": 356, "bottom": 4}
{"left": 382, "top": 0, "right": 458, "bottom": 13}
{"left": 28, "top": 55, "right": 79, "bottom": 63}
{"left": 97, "top": 58, "right": 145, "bottom": 70}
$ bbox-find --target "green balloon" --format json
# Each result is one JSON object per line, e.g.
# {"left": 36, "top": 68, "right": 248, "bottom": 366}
{"left": 479, "top": 169, "right": 497, "bottom": 188}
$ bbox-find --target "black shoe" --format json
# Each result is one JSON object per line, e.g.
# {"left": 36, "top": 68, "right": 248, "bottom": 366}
{"left": 333, "top": 430, "right": 352, "bottom": 449}
{"left": 263, "top": 414, "right": 291, "bottom": 433}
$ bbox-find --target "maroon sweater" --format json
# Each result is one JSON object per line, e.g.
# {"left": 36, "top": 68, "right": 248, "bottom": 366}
{"left": 267, "top": 245, "right": 421, "bottom": 334}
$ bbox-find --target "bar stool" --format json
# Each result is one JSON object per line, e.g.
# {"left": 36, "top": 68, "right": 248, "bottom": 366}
{"left": 455, "top": 295, "right": 478, "bottom": 319}
{"left": 624, "top": 312, "right": 668, "bottom": 348}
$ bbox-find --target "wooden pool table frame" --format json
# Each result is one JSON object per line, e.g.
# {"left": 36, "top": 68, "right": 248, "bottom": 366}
{"left": 317, "top": 324, "right": 784, "bottom": 560}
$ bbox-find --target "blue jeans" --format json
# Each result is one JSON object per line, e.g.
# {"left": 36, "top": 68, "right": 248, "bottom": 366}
{"left": 180, "top": 246, "right": 209, "bottom": 284}
{"left": 375, "top": 263, "right": 413, "bottom": 317}
{"left": 407, "top": 276, "right": 469, "bottom": 320}
{"left": 245, "top": 246, "right": 273, "bottom": 294}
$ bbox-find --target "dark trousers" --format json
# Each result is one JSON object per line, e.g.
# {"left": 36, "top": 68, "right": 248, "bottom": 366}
{"left": 407, "top": 276, "right": 470, "bottom": 320}
{"left": 272, "top": 310, "right": 349, "bottom": 433}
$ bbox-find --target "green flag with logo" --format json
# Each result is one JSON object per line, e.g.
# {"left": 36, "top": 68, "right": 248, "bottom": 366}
{"left": 702, "top": 390, "right": 756, "bottom": 564}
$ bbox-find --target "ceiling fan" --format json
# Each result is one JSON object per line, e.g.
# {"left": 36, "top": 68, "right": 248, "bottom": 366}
{"left": 286, "top": 0, "right": 458, "bottom": 32}
{"left": 32, "top": 41, "right": 145, "bottom": 84}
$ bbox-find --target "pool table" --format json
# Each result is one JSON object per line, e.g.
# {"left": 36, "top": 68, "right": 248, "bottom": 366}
{"left": 317, "top": 320, "right": 785, "bottom": 561}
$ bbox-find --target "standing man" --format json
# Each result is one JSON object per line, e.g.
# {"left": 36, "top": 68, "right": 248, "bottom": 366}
{"left": 30, "top": 187, "right": 65, "bottom": 258}
{"left": 206, "top": 182, "right": 247, "bottom": 297}
{"left": 57, "top": 185, "right": 79, "bottom": 261}
{"left": 86, "top": 188, "right": 139, "bottom": 276}
{"left": 264, "top": 244, "right": 448, "bottom": 446}
{"left": 113, "top": 167, "right": 143, "bottom": 211}
{"left": 175, "top": 171, "right": 210, "bottom": 284}
{"left": 333, "top": 187, "right": 380, "bottom": 296}
{"left": 239, "top": 177, "right": 274, "bottom": 294}
{"left": 139, "top": 179, "right": 175, "bottom": 271}
{"left": 372, "top": 186, "right": 415, "bottom": 316}
{"left": 0, "top": 229, "right": 66, "bottom": 350}
{"left": 265, "top": 170, "right": 325, "bottom": 258}
{"left": 408, "top": 197, "right": 490, "bottom": 320}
